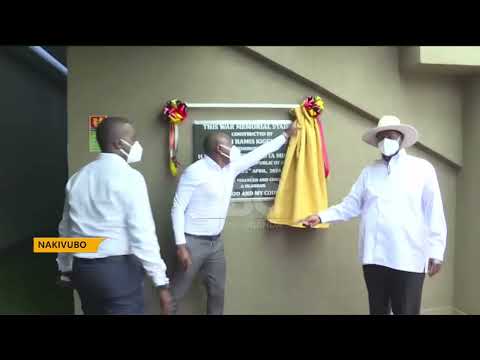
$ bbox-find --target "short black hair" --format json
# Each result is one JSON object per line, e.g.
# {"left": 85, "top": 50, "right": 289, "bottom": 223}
{"left": 203, "top": 132, "right": 231, "bottom": 156}
{"left": 96, "top": 116, "right": 130, "bottom": 151}
{"left": 203, "top": 132, "right": 216, "bottom": 156}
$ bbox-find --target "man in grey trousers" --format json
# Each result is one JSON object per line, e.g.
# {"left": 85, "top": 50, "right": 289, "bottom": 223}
{"left": 170, "top": 124, "right": 296, "bottom": 314}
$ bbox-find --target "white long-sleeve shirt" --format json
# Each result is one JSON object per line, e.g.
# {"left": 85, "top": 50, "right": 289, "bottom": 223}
{"left": 56, "top": 153, "right": 169, "bottom": 286}
{"left": 171, "top": 134, "right": 287, "bottom": 245}
{"left": 319, "top": 149, "right": 447, "bottom": 273}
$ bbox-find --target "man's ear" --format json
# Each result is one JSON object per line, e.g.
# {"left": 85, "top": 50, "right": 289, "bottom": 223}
{"left": 113, "top": 139, "right": 124, "bottom": 151}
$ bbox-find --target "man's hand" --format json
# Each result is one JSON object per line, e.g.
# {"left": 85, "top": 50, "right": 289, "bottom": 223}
{"left": 177, "top": 245, "right": 192, "bottom": 271}
{"left": 301, "top": 214, "right": 322, "bottom": 228}
{"left": 284, "top": 121, "right": 298, "bottom": 138}
{"left": 428, "top": 259, "right": 442, "bottom": 277}
{"left": 56, "top": 272, "right": 73, "bottom": 289}
{"left": 159, "top": 288, "right": 173, "bottom": 315}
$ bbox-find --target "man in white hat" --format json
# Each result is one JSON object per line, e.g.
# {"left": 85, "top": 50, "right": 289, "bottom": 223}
{"left": 302, "top": 115, "right": 447, "bottom": 315}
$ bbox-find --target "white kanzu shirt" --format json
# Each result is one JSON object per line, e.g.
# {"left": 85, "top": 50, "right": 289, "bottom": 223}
{"left": 171, "top": 135, "right": 287, "bottom": 245}
{"left": 56, "top": 153, "right": 169, "bottom": 287}
{"left": 319, "top": 149, "right": 447, "bottom": 273}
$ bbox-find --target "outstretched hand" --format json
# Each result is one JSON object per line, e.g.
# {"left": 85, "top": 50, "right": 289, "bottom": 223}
{"left": 285, "top": 121, "right": 298, "bottom": 138}
{"left": 301, "top": 214, "right": 321, "bottom": 228}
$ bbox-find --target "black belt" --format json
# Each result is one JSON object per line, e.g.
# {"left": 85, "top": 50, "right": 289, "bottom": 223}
{"left": 185, "top": 233, "right": 222, "bottom": 241}
{"left": 74, "top": 255, "right": 131, "bottom": 263}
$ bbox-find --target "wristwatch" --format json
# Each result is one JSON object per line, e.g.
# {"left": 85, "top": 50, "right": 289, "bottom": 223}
{"left": 60, "top": 275, "right": 71, "bottom": 282}
{"left": 59, "top": 271, "right": 72, "bottom": 282}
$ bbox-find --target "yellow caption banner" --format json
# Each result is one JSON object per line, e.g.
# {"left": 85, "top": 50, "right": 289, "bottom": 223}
{"left": 33, "top": 238, "right": 105, "bottom": 253}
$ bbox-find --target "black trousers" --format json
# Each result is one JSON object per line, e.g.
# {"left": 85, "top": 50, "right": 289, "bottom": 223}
{"left": 362, "top": 264, "right": 425, "bottom": 315}
{"left": 72, "top": 255, "right": 145, "bottom": 315}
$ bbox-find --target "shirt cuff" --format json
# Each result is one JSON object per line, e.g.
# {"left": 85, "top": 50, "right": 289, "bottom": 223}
{"left": 318, "top": 209, "right": 335, "bottom": 224}
{"left": 175, "top": 232, "right": 187, "bottom": 246}
{"left": 56, "top": 255, "right": 73, "bottom": 273}
{"left": 152, "top": 273, "right": 170, "bottom": 287}
{"left": 278, "top": 134, "right": 288, "bottom": 145}
{"left": 429, "top": 246, "right": 445, "bottom": 262}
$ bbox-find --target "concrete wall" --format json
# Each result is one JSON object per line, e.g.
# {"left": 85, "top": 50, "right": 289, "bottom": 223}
{"left": 246, "top": 46, "right": 463, "bottom": 167}
{"left": 421, "top": 46, "right": 480, "bottom": 67}
{"left": 454, "top": 78, "right": 480, "bottom": 314}
{"left": 68, "top": 46, "right": 459, "bottom": 314}
{"left": 0, "top": 48, "right": 67, "bottom": 250}
{"left": 0, "top": 47, "right": 72, "bottom": 314}
{"left": 400, "top": 47, "right": 480, "bottom": 76}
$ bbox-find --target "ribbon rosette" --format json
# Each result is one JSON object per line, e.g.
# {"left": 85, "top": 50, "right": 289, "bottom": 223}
{"left": 302, "top": 95, "right": 325, "bottom": 118}
{"left": 301, "top": 96, "right": 330, "bottom": 178}
{"left": 163, "top": 99, "right": 188, "bottom": 176}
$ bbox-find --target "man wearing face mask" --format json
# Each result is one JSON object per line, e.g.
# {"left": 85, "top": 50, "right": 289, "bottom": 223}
{"left": 56, "top": 117, "right": 172, "bottom": 315}
{"left": 302, "top": 115, "right": 447, "bottom": 315}
{"left": 170, "top": 123, "right": 297, "bottom": 314}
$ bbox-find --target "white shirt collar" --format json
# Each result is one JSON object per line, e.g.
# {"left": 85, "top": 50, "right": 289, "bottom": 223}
{"left": 379, "top": 148, "right": 407, "bottom": 166}
{"left": 98, "top": 152, "right": 128, "bottom": 165}
{"left": 204, "top": 155, "right": 223, "bottom": 171}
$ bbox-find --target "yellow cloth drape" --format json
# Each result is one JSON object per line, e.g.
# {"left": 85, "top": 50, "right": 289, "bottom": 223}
{"left": 267, "top": 106, "right": 329, "bottom": 229}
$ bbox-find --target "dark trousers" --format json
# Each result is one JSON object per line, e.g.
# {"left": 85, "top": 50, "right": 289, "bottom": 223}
{"left": 72, "top": 255, "right": 145, "bottom": 315}
{"left": 362, "top": 264, "right": 425, "bottom": 315}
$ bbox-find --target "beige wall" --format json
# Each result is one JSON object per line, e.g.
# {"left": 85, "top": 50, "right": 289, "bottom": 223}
{"left": 247, "top": 46, "right": 463, "bottom": 166}
{"left": 68, "top": 46, "right": 459, "bottom": 314}
{"left": 400, "top": 47, "right": 480, "bottom": 76}
{"left": 454, "top": 78, "right": 480, "bottom": 314}
{"left": 421, "top": 47, "right": 480, "bottom": 67}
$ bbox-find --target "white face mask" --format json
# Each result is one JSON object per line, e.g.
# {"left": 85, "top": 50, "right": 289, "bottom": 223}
{"left": 378, "top": 138, "right": 400, "bottom": 157}
{"left": 219, "top": 144, "right": 241, "bottom": 162}
{"left": 120, "top": 139, "right": 143, "bottom": 163}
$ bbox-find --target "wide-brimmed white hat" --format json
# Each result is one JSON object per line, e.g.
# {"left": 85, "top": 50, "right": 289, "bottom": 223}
{"left": 362, "top": 115, "right": 418, "bottom": 149}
